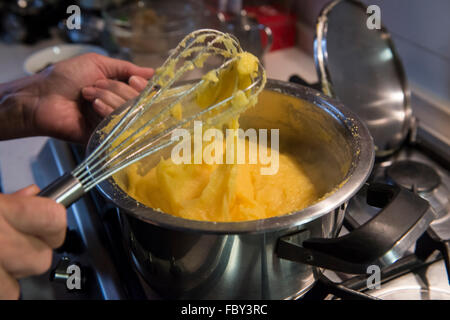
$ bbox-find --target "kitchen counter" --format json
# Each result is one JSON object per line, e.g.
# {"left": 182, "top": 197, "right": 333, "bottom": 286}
{"left": 0, "top": 43, "right": 317, "bottom": 193}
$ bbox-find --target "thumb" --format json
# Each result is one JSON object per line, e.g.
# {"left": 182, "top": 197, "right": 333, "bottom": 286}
{"left": 13, "top": 184, "right": 40, "bottom": 196}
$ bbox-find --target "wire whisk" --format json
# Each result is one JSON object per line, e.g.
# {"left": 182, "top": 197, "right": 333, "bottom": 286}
{"left": 38, "top": 29, "right": 266, "bottom": 207}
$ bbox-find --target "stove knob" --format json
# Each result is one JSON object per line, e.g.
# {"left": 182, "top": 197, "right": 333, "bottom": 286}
{"left": 55, "top": 228, "right": 84, "bottom": 254}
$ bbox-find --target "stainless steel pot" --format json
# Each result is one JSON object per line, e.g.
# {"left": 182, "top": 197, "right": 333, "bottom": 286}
{"left": 90, "top": 80, "right": 435, "bottom": 299}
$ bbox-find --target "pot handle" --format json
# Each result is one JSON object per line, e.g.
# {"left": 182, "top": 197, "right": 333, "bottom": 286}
{"left": 276, "top": 183, "right": 437, "bottom": 274}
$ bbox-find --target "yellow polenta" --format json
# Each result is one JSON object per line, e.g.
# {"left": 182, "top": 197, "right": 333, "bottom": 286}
{"left": 115, "top": 139, "right": 318, "bottom": 222}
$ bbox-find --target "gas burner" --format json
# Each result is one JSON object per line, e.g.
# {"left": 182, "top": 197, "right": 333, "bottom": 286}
{"left": 386, "top": 160, "right": 441, "bottom": 193}
{"left": 385, "top": 160, "right": 449, "bottom": 220}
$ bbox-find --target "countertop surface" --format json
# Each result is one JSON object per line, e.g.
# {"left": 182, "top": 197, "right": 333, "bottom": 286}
{"left": 0, "top": 41, "right": 317, "bottom": 193}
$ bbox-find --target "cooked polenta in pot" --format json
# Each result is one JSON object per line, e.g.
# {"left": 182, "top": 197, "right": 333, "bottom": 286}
{"left": 114, "top": 139, "right": 319, "bottom": 222}
{"left": 112, "top": 51, "right": 320, "bottom": 222}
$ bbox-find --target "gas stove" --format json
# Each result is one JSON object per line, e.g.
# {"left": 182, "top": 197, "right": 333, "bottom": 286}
{"left": 322, "top": 126, "right": 450, "bottom": 300}
{"left": 16, "top": 123, "right": 449, "bottom": 300}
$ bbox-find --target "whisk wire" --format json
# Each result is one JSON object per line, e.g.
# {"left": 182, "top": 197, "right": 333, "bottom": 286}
{"left": 75, "top": 32, "right": 240, "bottom": 177}
{"left": 81, "top": 70, "right": 264, "bottom": 191}
{"left": 73, "top": 29, "right": 265, "bottom": 194}
{"left": 72, "top": 30, "right": 225, "bottom": 177}
{"left": 77, "top": 79, "right": 207, "bottom": 184}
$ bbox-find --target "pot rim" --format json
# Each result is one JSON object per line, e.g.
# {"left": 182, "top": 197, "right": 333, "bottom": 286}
{"left": 91, "top": 79, "right": 375, "bottom": 234}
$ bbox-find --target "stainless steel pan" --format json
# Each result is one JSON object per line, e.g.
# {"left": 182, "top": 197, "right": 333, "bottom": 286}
{"left": 89, "top": 79, "right": 435, "bottom": 299}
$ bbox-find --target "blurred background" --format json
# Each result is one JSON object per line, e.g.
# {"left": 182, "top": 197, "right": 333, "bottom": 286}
{"left": 0, "top": 0, "right": 448, "bottom": 142}
{"left": 0, "top": 0, "right": 298, "bottom": 71}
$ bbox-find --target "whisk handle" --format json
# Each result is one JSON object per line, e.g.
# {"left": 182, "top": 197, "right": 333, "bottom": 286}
{"left": 38, "top": 173, "right": 85, "bottom": 208}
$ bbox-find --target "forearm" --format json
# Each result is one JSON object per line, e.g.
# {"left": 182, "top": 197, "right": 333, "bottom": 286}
{"left": 0, "top": 76, "right": 40, "bottom": 140}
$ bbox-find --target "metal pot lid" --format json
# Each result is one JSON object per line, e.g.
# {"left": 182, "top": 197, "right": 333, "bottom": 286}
{"left": 314, "top": 0, "right": 412, "bottom": 156}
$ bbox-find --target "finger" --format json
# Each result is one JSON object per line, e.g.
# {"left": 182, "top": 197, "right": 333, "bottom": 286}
{"left": 0, "top": 230, "right": 53, "bottom": 278}
{"left": 94, "top": 79, "right": 140, "bottom": 101}
{"left": 129, "top": 75, "right": 148, "bottom": 92}
{"left": 82, "top": 87, "right": 126, "bottom": 108}
{"left": 0, "top": 267, "right": 20, "bottom": 300}
{"left": 81, "top": 86, "right": 96, "bottom": 101}
{"left": 82, "top": 87, "right": 122, "bottom": 117}
{"left": 13, "top": 184, "right": 40, "bottom": 196}
{"left": 92, "top": 54, "right": 154, "bottom": 81}
{"left": 93, "top": 98, "right": 115, "bottom": 118}
{"left": 1, "top": 195, "right": 67, "bottom": 248}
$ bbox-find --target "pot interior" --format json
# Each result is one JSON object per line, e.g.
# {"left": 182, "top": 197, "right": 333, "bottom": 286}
{"left": 237, "top": 89, "right": 353, "bottom": 197}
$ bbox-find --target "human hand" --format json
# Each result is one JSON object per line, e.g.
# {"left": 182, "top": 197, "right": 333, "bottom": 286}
{"left": 0, "top": 185, "right": 66, "bottom": 300}
{"left": 0, "top": 53, "right": 153, "bottom": 143}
